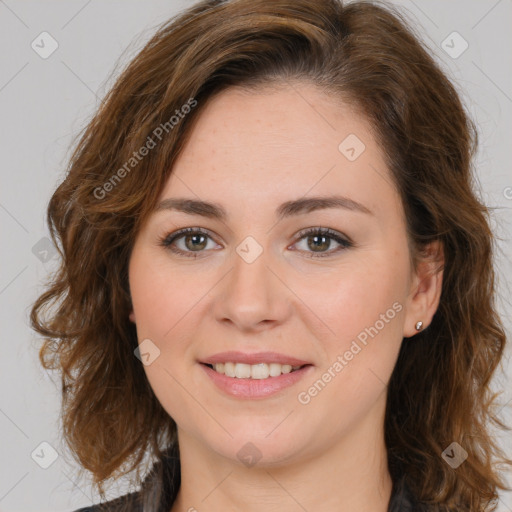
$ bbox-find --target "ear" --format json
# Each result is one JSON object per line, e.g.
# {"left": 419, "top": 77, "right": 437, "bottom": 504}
{"left": 129, "top": 309, "right": 136, "bottom": 323}
{"left": 403, "top": 240, "right": 444, "bottom": 338}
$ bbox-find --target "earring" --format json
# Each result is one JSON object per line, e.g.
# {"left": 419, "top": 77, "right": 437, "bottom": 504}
{"left": 415, "top": 321, "right": 423, "bottom": 331}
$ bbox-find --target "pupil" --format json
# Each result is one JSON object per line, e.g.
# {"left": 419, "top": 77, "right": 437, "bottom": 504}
{"left": 187, "top": 234, "right": 206, "bottom": 251}
{"left": 310, "top": 235, "right": 329, "bottom": 251}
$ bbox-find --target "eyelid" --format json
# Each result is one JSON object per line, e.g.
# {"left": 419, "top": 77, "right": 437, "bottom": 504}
{"left": 291, "top": 226, "right": 353, "bottom": 258}
{"left": 161, "top": 226, "right": 218, "bottom": 249}
{"left": 294, "top": 226, "right": 351, "bottom": 243}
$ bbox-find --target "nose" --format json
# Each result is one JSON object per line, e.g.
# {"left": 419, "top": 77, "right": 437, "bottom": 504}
{"left": 214, "top": 240, "right": 291, "bottom": 333}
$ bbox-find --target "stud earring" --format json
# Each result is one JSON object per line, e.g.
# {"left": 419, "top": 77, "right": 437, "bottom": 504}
{"left": 415, "top": 321, "right": 423, "bottom": 331}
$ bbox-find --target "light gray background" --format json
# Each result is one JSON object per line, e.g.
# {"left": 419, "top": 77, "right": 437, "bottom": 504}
{"left": 0, "top": 1, "right": 511, "bottom": 511}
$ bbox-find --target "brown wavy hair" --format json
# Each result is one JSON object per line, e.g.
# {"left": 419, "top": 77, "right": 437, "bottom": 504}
{"left": 30, "top": 0, "right": 511, "bottom": 509}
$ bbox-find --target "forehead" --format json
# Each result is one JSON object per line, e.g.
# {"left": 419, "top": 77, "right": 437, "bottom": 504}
{"left": 159, "top": 83, "right": 401, "bottom": 222}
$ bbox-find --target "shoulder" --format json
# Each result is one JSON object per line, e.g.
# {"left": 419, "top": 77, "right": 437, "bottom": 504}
{"left": 71, "top": 490, "right": 142, "bottom": 512}
{"left": 69, "top": 444, "right": 180, "bottom": 512}
{"left": 388, "top": 476, "right": 440, "bottom": 512}
{"left": 389, "top": 476, "right": 437, "bottom": 512}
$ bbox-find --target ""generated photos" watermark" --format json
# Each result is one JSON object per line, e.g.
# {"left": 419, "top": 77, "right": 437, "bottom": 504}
{"left": 93, "top": 98, "right": 197, "bottom": 200}
{"left": 297, "top": 301, "right": 403, "bottom": 405}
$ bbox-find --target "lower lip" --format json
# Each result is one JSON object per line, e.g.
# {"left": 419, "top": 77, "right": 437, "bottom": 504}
{"left": 200, "top": 363, "right": 314, "bottom": 399}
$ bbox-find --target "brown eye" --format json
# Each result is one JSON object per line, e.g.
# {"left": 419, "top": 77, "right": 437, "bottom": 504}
{"left": 182, "top": 232, "right": 208, "bottom": 251}
{"left": 293, "top": 228, "right": 353, "bottom": 258}
{"left": 161, "top": 228, "right": 218, "bottom": 258}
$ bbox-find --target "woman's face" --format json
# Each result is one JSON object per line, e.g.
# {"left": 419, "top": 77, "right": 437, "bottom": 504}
{"left": 128, "top": 83, "right": 439, "bottom": 466}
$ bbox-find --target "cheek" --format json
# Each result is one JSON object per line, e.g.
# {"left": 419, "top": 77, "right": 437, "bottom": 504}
{"left": 296, "top": 251, "right": 408, "bottom": 415}
{"left": 129, "top": 249, "right": 206, "bottom": 376}
{"left": 294, "top": 253, "right": 408, "bottom": 346}
{"left": 129, "top": 253, "right": 198, "bottom": 422}
{"left": 129, "top": 251, "right": 201, "bottom": 341}
{"left": 295, "top": 294, "right": 404, "bottom": 435}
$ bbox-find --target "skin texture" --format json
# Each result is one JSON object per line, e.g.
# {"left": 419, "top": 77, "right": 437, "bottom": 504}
{"left": 128, "top": 82, "right": 444, "bottom": 512}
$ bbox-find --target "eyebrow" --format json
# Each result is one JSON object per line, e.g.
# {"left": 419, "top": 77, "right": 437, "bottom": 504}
{"left": 155, "top": 195, "right": 373, "bottom": 220}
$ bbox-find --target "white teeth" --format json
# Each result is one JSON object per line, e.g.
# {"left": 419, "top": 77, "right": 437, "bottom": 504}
{"left": 251, "top": 363, "right": 269, "bottom": 379}
{"left": 234, "top": 363, "right": 251, "bottom": 379}
{"left": 212, "top": 362, "right": 301, "bottom": 379}
{"left": 269, "top": 363, "right": 282, "bottom": 377}
{"left": 224, "top": 362, "right": 236, "bottom": 377}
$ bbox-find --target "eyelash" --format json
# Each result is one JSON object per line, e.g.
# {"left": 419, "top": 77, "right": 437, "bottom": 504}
{"left": 159, "top": 227, "right": 353, "bottom": 259}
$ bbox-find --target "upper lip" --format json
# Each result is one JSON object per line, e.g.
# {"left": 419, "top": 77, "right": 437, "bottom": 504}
{"left": 200, "top": 351, "right": 312, "bottom": 367}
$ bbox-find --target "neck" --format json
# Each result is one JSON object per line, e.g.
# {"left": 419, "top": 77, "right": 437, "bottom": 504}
{"left": 170, "top": 401, "right": 392, "bottom": 512}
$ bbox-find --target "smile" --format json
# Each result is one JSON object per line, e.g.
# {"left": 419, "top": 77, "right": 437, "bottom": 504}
{"left": 200, "top": 363, "right": 314, "bottom": 399}
{"left": 206, "top": 362, "right": 304, "bottom": 379}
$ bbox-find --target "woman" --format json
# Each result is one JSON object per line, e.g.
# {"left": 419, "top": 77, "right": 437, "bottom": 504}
{"left": 30, "top": 0, "right": 511, "bottom": 510}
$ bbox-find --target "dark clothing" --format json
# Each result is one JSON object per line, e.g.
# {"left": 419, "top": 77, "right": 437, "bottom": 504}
{"left": 73, "top": 445, "right": 429, "bottom": 511}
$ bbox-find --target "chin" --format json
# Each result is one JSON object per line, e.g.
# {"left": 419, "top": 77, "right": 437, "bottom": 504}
{"left": 203, "top": 426, "right": 310, "bottom": 468}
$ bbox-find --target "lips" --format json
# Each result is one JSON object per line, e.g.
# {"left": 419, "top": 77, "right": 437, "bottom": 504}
{"left": 200, "top": 362, "right": 314, "bottom": 399}
{"left": 200, "top": 351, "right": 311, "bottom": 367}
